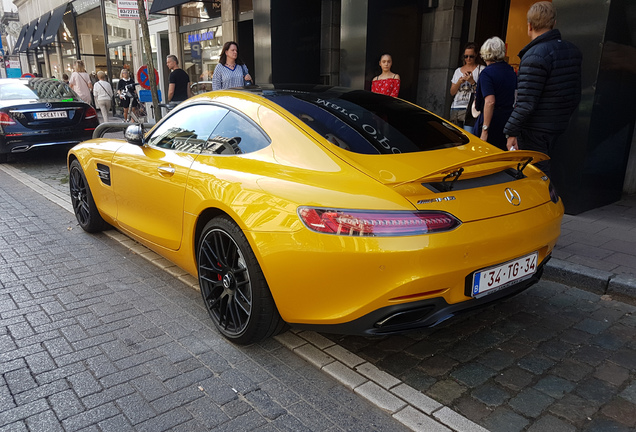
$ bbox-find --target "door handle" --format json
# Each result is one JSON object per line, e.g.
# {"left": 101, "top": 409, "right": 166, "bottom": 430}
{"left": 158, "top": 165, "right": 175, "bottom": 176}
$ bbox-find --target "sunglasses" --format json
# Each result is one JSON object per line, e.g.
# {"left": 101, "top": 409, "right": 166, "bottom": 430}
{"left": 464, "top": 55, "right": 475, "bottom": 59}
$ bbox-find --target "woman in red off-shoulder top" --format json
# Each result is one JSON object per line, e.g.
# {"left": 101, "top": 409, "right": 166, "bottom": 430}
{"left": 371, "top": 53, "right": 401, "bottom": 97}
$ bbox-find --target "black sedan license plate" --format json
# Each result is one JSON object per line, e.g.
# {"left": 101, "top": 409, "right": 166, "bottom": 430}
{"left": 34, "top": 111, "right": 67, "bottom": 119}
{"left": 471, "top": 252, "right": 538, "bottom": 298}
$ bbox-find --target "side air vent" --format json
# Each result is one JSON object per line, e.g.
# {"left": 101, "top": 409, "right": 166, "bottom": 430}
{"left": 96, "top": 163, "right": 111, "bottom": 186}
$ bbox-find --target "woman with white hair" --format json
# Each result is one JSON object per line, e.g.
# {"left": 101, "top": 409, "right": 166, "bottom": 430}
{"left": 474, "top": 37, "right": 517, "bottom": 150}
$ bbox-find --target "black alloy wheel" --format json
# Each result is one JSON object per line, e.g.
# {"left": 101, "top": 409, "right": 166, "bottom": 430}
{"left": 198, "top": 216, "right": 285, "bottom": 344}
{"left": 69, "top": 159, "right": 108, "bottom": 233}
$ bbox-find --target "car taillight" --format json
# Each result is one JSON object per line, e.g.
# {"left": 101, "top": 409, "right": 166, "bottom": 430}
{"left": 297, "top": 207, "right": 461, "bottom": 237}
{"left": 0, "top": 112, "right": 16, "bottom": 126}
{"left": 548, "top": 180, "right": 560, "bottom": 204}
{"left": 85, "top": 106, "right": 98, "bottom": 119}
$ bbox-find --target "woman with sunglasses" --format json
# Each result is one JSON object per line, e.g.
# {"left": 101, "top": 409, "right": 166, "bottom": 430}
{"left": 450, "top": 43, "right": 483, "bottom": 133}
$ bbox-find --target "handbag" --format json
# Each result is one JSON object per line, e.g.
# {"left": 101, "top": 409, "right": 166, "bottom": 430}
{"left": 241, "top": 64, "right": 253, "bottom": 86}
{"left": 464, "top": 66, "right": 482, "bottom": 127}
{"left": 465, "top": 90, "right": 479, "bottom": 127}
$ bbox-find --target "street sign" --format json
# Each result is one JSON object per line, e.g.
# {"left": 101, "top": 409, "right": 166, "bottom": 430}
{"left": 21, "top": 73, "right": 34, "bottom": 78}
{"left": 136, "top": 65, "right": 159, "bottom": 90}
{"left": 139, "top": 89, "right": 161, "bottom": 103}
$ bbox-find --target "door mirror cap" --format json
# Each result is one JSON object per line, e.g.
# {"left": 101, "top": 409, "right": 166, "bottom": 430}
{"left": 125, "top": 124, "right": 144, "bottom": 145}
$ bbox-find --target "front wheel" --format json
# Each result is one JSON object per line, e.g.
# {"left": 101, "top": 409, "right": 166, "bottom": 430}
{"left": 69, "top": 159, "right": 108, "bottom": 233}
{"left": 198, "top": 216, "right": 285, "bottom": 344}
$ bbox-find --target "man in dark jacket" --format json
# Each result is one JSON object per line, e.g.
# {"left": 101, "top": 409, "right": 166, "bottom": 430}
{"left": 504, "top": 1, "right": 582, "bottom": 178}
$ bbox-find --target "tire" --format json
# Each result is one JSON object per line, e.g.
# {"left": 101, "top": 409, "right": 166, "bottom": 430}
{"left": 69, "top": 159, "right": 108, "bottom": 233}
{"left": 198, "top": 216, "right": 285, "bottom": 344}
{"left": 0, "top": 153, "right": 7, "bottom": 164}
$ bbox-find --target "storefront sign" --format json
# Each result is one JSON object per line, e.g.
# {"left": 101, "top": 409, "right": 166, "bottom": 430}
{"left": 73, "top": 0, "right": 100, "bottom": 15}
{"left": 188, "top": 32, "right": 214, "bottom": 44}
{"left": 117, "top": 0, "right": 148, "bottom": 19}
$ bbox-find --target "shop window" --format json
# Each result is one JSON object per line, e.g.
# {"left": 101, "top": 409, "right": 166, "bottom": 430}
{"left": 180, "top": 1, "right": 222, "bottom": 27}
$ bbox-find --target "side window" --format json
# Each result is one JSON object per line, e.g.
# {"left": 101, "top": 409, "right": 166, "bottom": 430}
{"left": 206, "top": 111, "right": 271, "bottom": 155}
{"left": 146, "top": 104, "right": 228, "bottom": 152}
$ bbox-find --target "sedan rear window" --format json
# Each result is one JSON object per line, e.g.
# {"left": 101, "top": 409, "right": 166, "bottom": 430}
{"left": 0, "top": 79, "right": 77, "bottom": 101}
{"left": 266, "top": 90, "right": 469, "bottom": 155}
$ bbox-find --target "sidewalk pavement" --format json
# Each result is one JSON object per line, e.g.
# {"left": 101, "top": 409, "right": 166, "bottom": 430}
{"left": 545, "top": 194, "right": 636, "bottom": 303}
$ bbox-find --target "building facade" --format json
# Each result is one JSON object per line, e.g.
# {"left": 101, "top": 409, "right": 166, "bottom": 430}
{"left": 7, "top": 0, "right": 636, "bottom": 214}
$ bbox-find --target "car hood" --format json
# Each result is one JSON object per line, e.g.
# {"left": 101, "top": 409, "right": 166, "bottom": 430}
{"left": 328, "top": 144, "right": 554, "bottom": 222}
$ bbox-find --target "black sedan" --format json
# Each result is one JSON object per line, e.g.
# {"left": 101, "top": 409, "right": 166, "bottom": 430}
{"left": 0, "top": 78, "right": 99, "bottom": 163}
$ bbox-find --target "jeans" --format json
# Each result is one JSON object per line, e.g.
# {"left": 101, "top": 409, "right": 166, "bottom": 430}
{"left": 97, "top": 100, "right": 111, "bottom": 123}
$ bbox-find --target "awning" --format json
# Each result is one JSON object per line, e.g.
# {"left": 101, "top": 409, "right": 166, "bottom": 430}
{"left": 13, "top": 24, "right": 28, "bottom": 54}
{"left": 149, "top": 0, "right": 189, "bottom": 14}
{"left": 19, "top": 19, "right": 39, "bottom": 53}
{"left": 42, "top": 4, "right": 68, "bottom": 47}
{"left": 30, "top": 12, "right": 51, "bottom": 49}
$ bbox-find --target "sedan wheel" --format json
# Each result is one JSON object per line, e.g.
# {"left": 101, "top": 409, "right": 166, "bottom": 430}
{"left": 198, "top": 216, "right": 285, "bottom": 344}
{"left": 69, "top": 159, "right": 108, "bottom": 233}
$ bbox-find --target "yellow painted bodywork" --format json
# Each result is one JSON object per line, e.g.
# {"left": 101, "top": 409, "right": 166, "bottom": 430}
{"left": 68, "top": 89, "right": 564, "bottom": 327}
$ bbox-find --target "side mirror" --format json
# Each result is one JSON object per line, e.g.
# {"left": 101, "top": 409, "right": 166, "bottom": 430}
{"left": 125, "top": 124, "right": 144, "bottom": 145}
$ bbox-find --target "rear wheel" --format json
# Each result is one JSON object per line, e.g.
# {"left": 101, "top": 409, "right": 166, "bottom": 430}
{"left": 69, "top": 159, "right": 108, "bottom": 233}
{"left": 0, "top": 153, "right": 7, "bottom": 164}
{"left": 198, "top": 216, "right": 285, "bottom": 344}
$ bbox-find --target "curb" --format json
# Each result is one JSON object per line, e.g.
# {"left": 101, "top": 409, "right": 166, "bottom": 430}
{"left": 544, "top": 258, "right": 636, "bottom": 301}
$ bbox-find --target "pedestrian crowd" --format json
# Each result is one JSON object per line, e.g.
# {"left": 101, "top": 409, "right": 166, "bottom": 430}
{"left": 22, "top": 0, "right": 582, "bottom": 181}
{"left": 449, "top": 1, "right": 582, "bottom": 178}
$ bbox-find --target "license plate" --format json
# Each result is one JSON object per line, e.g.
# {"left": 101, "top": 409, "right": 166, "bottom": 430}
{"left": 34, "top": 111, "right": 67, "bottom": 119}
{"left": 471, "top": 252, "right": 538, "bottom": 298}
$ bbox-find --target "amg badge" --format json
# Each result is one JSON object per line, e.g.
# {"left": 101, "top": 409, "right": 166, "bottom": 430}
{"left": 418, "top": 196, "right": 456, "bottom": 205}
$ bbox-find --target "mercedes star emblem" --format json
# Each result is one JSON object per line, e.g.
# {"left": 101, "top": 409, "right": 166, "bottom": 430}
{"left": 504, "top": 188, "right": 521, "bottom": 206}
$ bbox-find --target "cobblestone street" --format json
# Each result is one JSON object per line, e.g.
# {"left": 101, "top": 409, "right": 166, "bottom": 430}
{"left": 327, "top": 283, "right": 636, "bottom": 431}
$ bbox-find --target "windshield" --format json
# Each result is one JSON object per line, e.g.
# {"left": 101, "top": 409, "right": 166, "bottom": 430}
{"left": 264, "top": 89, "right": 469, "bottom": 155}
{"left": 0, "top": 79, "right": 78, "bottom": 101}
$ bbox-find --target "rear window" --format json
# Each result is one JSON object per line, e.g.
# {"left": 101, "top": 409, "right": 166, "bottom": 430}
{"left": 0, "top": 79, "right": 78, "bottom": 101}
{"left": 265, "top": 90, "right": 469, "bottom": 155}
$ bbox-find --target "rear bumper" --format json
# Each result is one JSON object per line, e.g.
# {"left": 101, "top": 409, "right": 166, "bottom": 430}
{"left": 292, "top": 260, "right": 546, "bottom": 336}
{"left": 1, "top": 129, "right": 96, "bottom": 154}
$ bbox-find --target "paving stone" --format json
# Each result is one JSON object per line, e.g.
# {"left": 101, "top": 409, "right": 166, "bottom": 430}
{"left": 116, "top": 393, "right": 157, "bottom": 425}
{"left": 581, "top": 418, "right": 632, "bottom": 432}
{"left": 526, "top": 414, "right": 576, "bottom": 432}
{"left": 471, "top": 384, "right": 510, "bottom": 407}
{"left": 450, "top": 363, "right": 497, "bottom": 387}
{"left": 454, "top": 395, "right": 493, "bottom": 423}
{"left": 508, "top": 388, "right": 554, "bottom": 418}
{"left": 517, "top": 353, "right": 556, "bottom": 375}
{"left": 571, "top": 344, "right": 612, "bottom": 366}
{"left": 494, "top": 366, "right": 534, "bottom": 391}
{"left": 426, "top": 379, "right": 467, "bottom": 405}
{"left": 178, "top": 397, "right": 227, "bottom": 430}
{"left": 533, "top": 375, "right": 576, "bottom": 399}
{"left": 393, "top": 406, "right": 451, "bottom": 432}
{"left": 600, "top": 397, "right": 636, "bottom": 427}
{"left": 575, "top": 378, "right": 617, "bottom": 405}
{"left": 482, "top": 407, "right": 529, "bottom": 432}
{"left": 417, "top": 354, "right": 458, "bottom": 377}
{"left": 593, "top": 361, "right": 630, "bottom": 387}
{"left": 548, "top": 393, "right": 600, "bottom": 424}
{"left": 476, "top": 349, "right": 516, "bottom": 371}
{"left": 551, "top": 359, "right": 594, "bottom": 382}
{"left": 620, "top": 381, "right": 636, "bottom": 404}
{"left": 608, "top": 348, "right": 636, "bottom": 369}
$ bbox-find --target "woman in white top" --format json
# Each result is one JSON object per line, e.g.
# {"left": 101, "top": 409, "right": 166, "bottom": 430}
{"left": 93, "top": 71, "right": 113, "bottom": 122}
{"left": 212, "top": 41, "right": 253, "bottom": 90}
{"left": 450, "top": 43, "right": 483, "bottom": 134}
{"left": 69, "top": 60, "right": 93, "bottom": 105}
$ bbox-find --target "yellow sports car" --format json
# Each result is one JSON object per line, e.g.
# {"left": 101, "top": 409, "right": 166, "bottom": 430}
{"left": 68, "top": 85, "right": 563, "bottom": 344}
